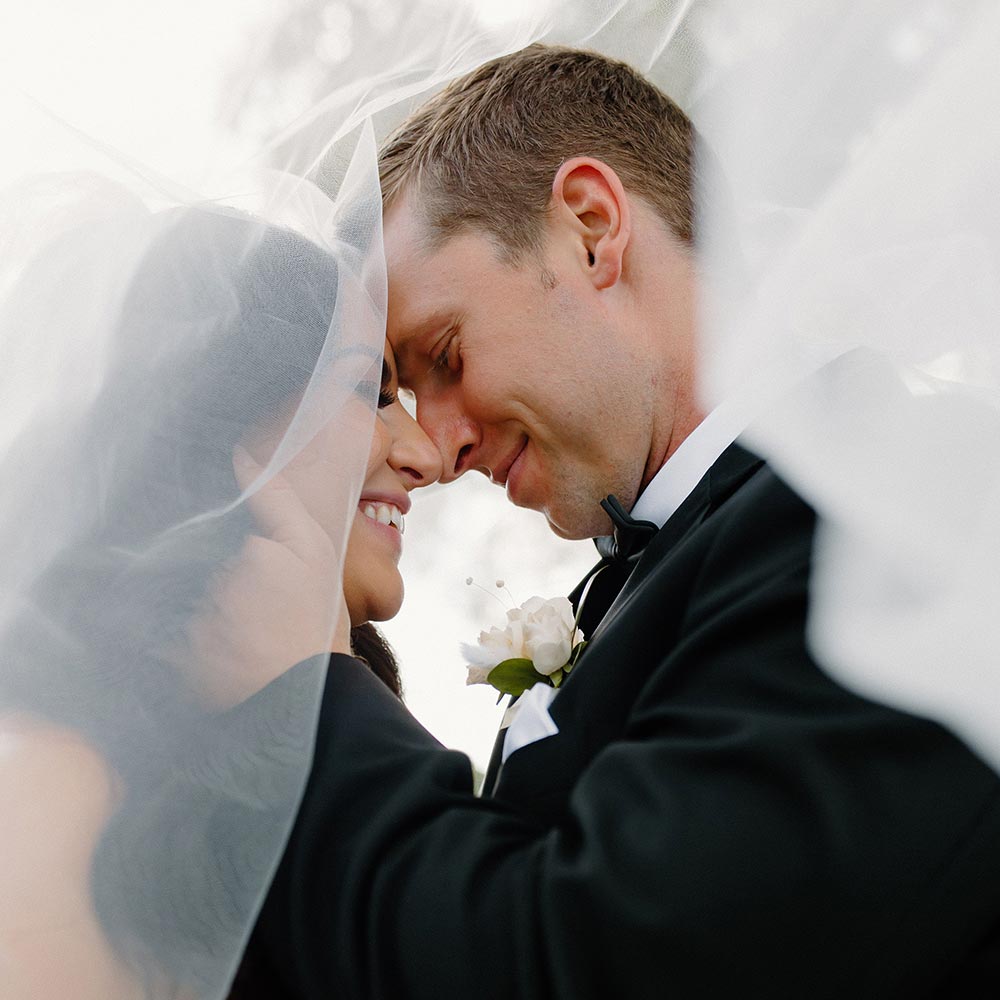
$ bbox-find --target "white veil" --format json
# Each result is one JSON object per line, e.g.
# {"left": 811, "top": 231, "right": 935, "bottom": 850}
{"left": 6, "top": 0, "right": 1000, "bottom": 993}
{"left": 0, "top": 98, "right": 385, "bottom": 995}
{"left": 694, "top": 0, "right": 1000, "bottom": 773}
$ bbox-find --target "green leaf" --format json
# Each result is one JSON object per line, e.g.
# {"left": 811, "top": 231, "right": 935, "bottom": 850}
{"left": 550, "top": 668, "right": 565, "bottom": 688}
{"left": 487, "top": 658, "right": 549, "bottom": 697}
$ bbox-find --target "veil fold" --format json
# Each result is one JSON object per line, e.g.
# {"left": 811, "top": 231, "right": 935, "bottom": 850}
{"left": 695, "top": 0, "right": 1000, "bottom": 772}
{"left": 0, "top": 99, "right": 384, "bottom": 996}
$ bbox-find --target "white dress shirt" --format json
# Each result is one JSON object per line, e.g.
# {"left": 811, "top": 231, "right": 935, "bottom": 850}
{"left": 631, "top": 397, "right": 752, "bottom": 529}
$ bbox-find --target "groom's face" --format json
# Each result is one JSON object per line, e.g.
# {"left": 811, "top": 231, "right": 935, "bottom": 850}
{"left": 384, "top": 198, "right": 655, "bottom": 540}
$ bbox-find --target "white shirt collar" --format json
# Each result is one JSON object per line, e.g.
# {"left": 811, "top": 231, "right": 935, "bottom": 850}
{"left": 630, "top": 397, "right": 750, "bottom": 529}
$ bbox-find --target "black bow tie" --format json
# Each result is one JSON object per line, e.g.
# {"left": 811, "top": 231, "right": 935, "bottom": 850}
{"left": 594, "top": 495, "right": 659, "bottom": 566}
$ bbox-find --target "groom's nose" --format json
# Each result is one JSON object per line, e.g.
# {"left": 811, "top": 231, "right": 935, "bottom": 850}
{"left": 415, "top": 396, "right": 480, "bottom": 484}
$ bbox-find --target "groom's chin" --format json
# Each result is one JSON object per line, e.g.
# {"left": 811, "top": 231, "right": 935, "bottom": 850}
{"left": 543, "top": 516, "right": 577, "bottom": 540}
{"left": 512, "top": 471, "right": 613, "bottom": 539}
{"left": 541, "top": 501, "right": 611, "bottom": 542}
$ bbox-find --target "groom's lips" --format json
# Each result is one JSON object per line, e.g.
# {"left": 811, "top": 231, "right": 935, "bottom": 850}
{"left": 491, "top": 437, "right": 527, "bottom": 489}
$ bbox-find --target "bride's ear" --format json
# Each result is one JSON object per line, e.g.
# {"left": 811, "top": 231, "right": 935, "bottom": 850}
{"left": 550, "top": 157, "right": 631, "bottom": 290}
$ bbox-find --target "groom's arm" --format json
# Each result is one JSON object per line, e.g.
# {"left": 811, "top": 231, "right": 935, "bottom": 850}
{"left": 246, "top": 654, "right": 553, "bottom": 998}
{"left": 246, "top": 476, "right": 1000, "bottom": 1000}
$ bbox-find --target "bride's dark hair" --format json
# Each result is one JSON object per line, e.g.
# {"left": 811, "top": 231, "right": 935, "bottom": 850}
{"left": 0, "top": 206, "right": 398, "bottom": 991}
{"left": 351, "top": 622, "right": 402, "bottom": 696}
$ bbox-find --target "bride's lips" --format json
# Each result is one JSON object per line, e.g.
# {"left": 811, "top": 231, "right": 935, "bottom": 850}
{"left": 357, "top": 491, "right": 409, "bottom": 554}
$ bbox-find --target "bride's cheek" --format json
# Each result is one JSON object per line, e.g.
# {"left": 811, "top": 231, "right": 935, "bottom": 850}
{"left": 341, "top": 515, "right": 367, "bottom": 624}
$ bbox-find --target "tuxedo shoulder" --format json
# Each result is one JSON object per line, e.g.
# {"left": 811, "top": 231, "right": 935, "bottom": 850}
{"left": 715, "top": 458, "right": 815, "bottom": 525}
{"left": 710, "top": 465, "right": 816, "bottom": 552}
{"left": 690, "top": 459, "right": 818, "bottom": 586}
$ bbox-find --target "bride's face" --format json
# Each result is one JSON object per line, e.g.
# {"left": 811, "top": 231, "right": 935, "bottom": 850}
{"left": 342, "top": 345, "right": 442, "bottom": 624}
{"left": 241, "top": 344, "right": 440, "bottom": 632}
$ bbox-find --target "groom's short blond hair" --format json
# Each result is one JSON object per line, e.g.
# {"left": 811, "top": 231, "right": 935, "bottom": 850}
{"left": 378, "top": 44, "right": 696, "bottom": 258}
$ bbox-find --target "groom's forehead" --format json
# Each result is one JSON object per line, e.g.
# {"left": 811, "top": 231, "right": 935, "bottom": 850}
{"left": 383, "top": 194, "right": 437, "bottom": 267}
{"left": 385, "top": 210, "right": 466, "bottom": 338}
{"left": 384, "top": 234, "right": 455, "bottom": 349}
{"left": 385, "top": 276, "right": 455, "bottom": 386}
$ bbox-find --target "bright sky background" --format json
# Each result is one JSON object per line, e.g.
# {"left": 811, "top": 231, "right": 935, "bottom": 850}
{"left": 0, "top": 0, "right": 543, "bottom": 180}
{"left": 1, "top": 0, "right": 594, "bottom": 769}
{"left": 0, "top": 0, "right": 264, "bottom": 184}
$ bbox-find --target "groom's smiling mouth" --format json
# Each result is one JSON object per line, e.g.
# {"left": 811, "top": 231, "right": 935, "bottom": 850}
{"left": 489, "top": 436, "right": 528, "bottom": 490}
{"left": 489, "top": 436, "right": 533, "bottom": 505}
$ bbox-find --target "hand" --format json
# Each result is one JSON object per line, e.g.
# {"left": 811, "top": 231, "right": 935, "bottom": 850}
{"left": 182, "top": 446, "right": 352, "bottom": 709}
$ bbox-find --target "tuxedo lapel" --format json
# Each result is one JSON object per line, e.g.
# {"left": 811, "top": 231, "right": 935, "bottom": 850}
{"left": 635, "top": 442, "right": 763, "bottom": 587}
{"left": 591, "top": 443, "right": 763, "bottom": 642}
{"left": 706, "top": 442, "right": 765, "bottom": 514}
{"left": 570, "top": 561, "right": 632, "bottom": 639}
{"left": 481, "top": 717, "right": 508, "bottom": 796}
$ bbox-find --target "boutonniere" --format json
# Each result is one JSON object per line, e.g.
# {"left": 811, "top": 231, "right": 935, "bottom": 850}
{"left": 461, "top": 584, "right": 586, "bottom": 698}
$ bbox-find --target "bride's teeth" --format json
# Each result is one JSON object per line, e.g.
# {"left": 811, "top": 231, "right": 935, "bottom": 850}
{"left": 362, "top": 501, "right": 403, "bottom": 532}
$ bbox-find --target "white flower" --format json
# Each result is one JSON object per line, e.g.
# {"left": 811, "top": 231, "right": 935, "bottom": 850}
{"left": 461, "top": 594, "right": 583, "bottom": 689}
{"left": 461, "top": 625, "right": 523, "bottom": 685}
{"left": 512, "top": 595, "right": 578, "bottom": 674}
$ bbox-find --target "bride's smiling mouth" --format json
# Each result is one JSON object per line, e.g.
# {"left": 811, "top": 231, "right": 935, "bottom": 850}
{"left": 360, "top": 500, "right": 405, "bottom": 533}
{"left": 356, "top": 493, "right": 410, "bottom": 554}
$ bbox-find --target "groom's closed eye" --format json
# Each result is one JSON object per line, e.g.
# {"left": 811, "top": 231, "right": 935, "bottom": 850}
{"left": 428, "top": 325, "right": 461, "bottom": 378}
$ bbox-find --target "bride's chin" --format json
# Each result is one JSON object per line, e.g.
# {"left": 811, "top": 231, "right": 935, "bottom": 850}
{"left": 344, "top": 576, "right": 404, "bottom": 629}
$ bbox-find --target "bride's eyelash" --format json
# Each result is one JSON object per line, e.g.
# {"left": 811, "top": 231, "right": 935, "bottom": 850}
{"left": 378, "top": 356, "right": 398, "bottom": 408}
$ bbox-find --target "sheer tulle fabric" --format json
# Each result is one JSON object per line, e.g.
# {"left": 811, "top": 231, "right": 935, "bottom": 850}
{"left": 695, "top": 0, "right": 1000, "bottom": 773}
{"left": 0, "top": 115, "right": 384, "bottom": 994}
{"left": 5, "top": 0, "right": 1000, "bottom": 994}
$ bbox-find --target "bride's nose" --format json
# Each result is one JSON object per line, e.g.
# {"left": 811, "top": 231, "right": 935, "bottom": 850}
{"left": 389, "top": 407, "right": 443, "bottom": 489}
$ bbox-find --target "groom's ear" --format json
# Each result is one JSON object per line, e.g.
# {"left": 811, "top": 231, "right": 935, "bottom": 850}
{"left": 550, "top": 157, "right": 631, "bottom": 291}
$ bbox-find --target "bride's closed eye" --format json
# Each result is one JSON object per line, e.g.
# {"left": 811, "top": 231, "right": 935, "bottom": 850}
{"left": 379, "top": 357, "right": 398, "bottom": 409}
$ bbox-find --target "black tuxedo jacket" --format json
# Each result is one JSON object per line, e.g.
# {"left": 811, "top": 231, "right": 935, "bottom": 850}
{"left": 237, "top": 444, "right": 1000, "bottom": 999}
